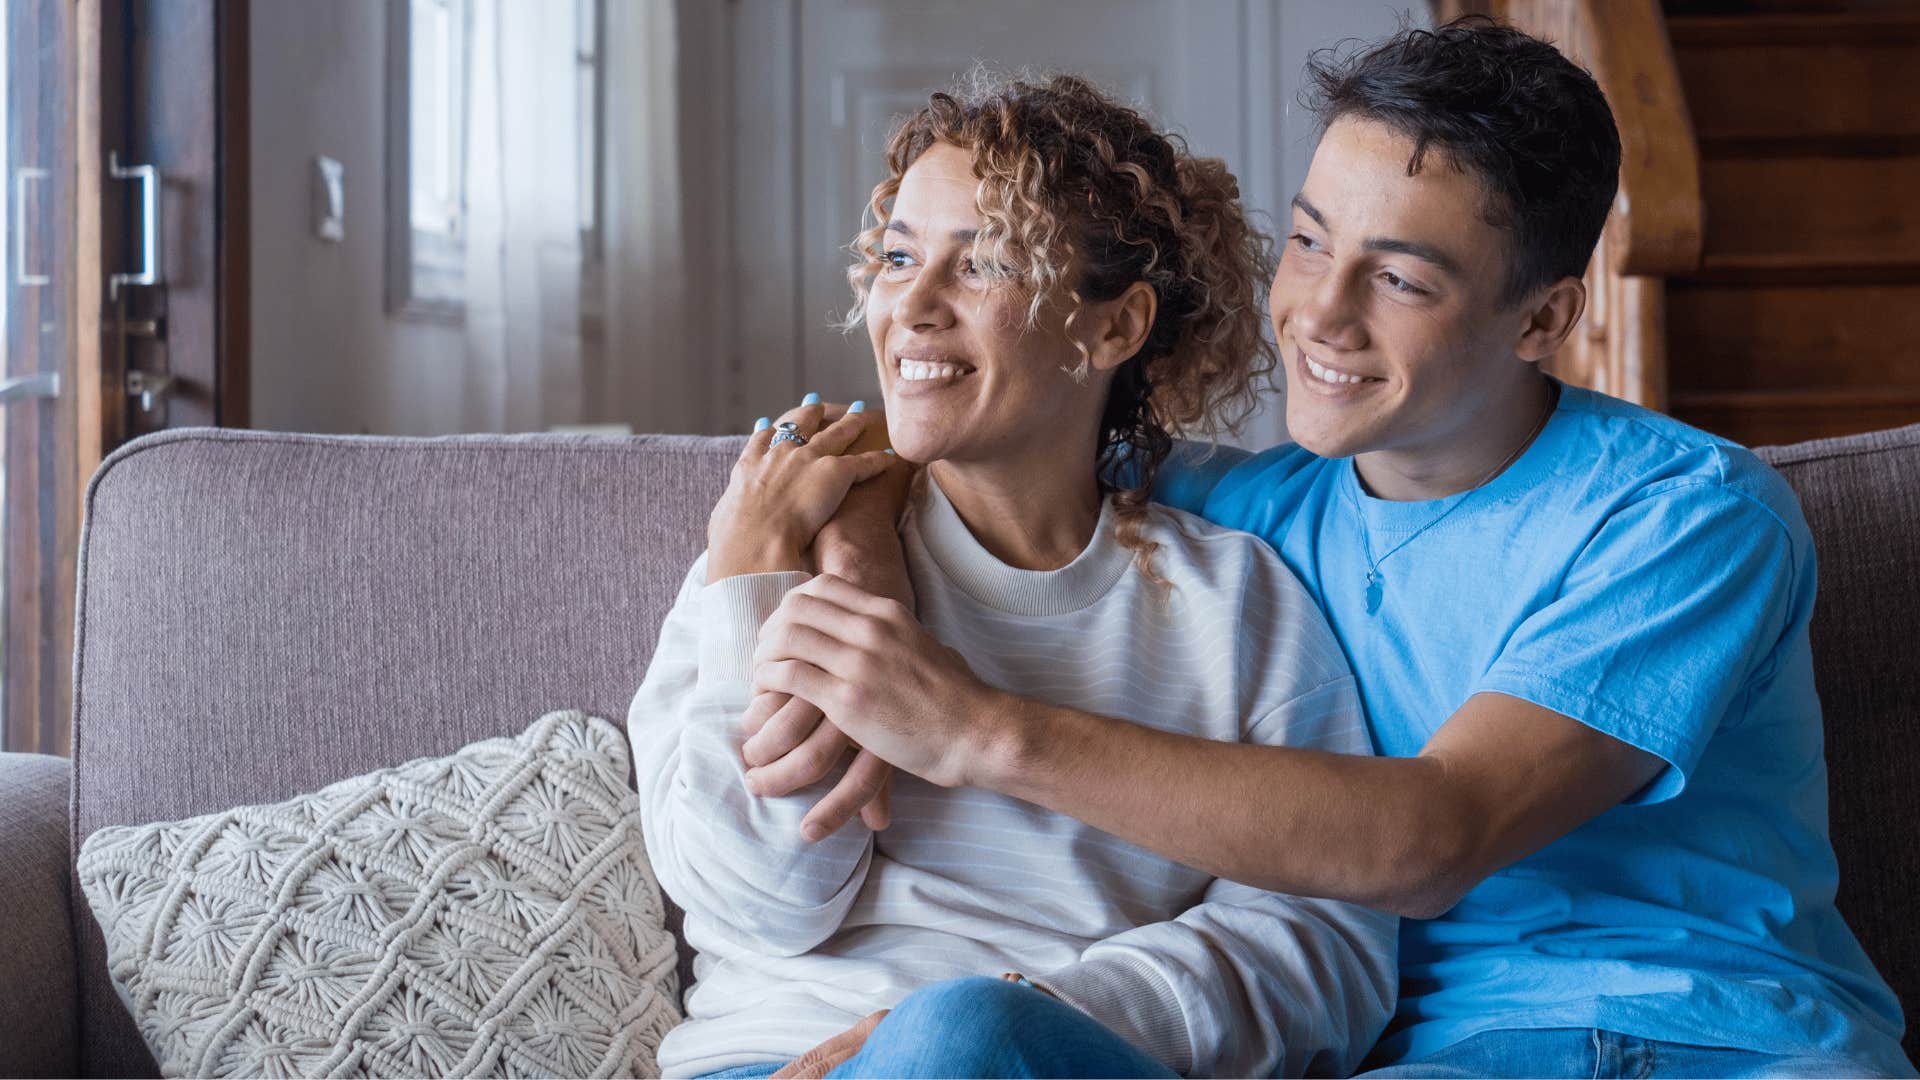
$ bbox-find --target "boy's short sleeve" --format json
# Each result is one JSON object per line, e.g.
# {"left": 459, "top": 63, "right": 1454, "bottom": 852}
{"left": 1150, "top": 440, "right": 1251, "bottom": 515}
{"left": 1475, "top": 480, "right": 1805, "bottom": 804}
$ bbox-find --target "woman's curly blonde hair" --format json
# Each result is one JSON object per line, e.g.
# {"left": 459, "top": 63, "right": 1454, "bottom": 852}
{"left": 845, "top": 71, "right": 1277, "bottom": 575}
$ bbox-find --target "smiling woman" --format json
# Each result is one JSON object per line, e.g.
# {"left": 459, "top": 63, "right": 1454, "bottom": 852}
{"left": 842, "top": 76, "right": 1274, "bottom": 572}
{"left": 624, "top": 73, "right": 1400, "bottom": 1079}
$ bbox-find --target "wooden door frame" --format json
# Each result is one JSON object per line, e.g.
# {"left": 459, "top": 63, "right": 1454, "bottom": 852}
{"left": 3, "top": 0, "right": 82, "bottom": 754}
{"left": 106, "top": 0, "right": 249, "bottom": 442}
{"left": 216, "top": 0, "right": 246, "bottom": 428}
{"left": 2, "top": 0, "right": 248, "bottom": 755}
{"left": 77, "top": 0, "right": 104, "bottom": 495}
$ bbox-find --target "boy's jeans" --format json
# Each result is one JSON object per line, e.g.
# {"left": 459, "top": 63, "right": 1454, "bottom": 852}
{"left": 1356, "top": 1026, "right": 1913, "bottom": 1079}
{"left": 705, "top": 977, "right": 1914, "bottom": 1079}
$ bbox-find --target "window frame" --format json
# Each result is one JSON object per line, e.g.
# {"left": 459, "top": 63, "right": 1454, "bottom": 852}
{"left": 384, "top": 0, "right": 470, "bottom": 324}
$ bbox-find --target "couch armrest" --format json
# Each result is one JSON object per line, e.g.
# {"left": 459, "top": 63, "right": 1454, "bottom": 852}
{"left": 0, "top": 752, "right": 79, "bottom": 1077}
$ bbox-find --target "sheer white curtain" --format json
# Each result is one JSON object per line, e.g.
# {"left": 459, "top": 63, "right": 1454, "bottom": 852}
{"left": 462, "top": 0, "right": 581, "bottom": 431}
{"left": 600, "top": 0, "right": 691, "bottom": 433}
{"left": 458, "top": 0, "right": 686, "bottom": 434}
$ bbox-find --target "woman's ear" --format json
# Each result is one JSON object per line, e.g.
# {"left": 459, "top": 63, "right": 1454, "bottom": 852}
{"left": 1087, "top": 282, "right": 1159, "bottom": 372}
{"left": 1514, "top": 276, "right": 1587, "bottom": 363}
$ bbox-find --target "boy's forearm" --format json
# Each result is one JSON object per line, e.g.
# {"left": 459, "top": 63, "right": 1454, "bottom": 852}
{"left": 813, "top": 463, "right": 914, "bottom": 606}
{"left": 812, "top": 413, "right": 915, "bottom": 606}
{"left": 979, "top": 696, "right": 1467, "bottom": 916}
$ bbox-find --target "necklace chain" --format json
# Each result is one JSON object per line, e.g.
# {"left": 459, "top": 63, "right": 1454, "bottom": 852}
{"left": 1354, "top": 383, "right": 1560, "bottom": 615}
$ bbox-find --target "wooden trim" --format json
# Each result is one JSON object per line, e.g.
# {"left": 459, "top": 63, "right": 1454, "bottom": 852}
{"left": 1576, "top": 0, "right": 1703, "bottom": 278}
{"left": 1685, "top": 253, "right": 1920, "bottom": 288}
{"left": 76, "top": 0, "right": 105, "bottom": 494}
{"left": 1672, "top": 387, "right": 1920, "bottom": 410}
{"left": 1667, "top": 12, "right": 1920, "bottom": 47}
{"left": 217, "top": 0, "right": 249, "bottom": 427}
{"left": 63, "top": 0, "right": 106, "bottom": 757}
{"left": 1698, "top": 133, "right": 1920, "bottom": 159}
{"left": 1459, "top": 0, "right": 1701, "bottom": 409}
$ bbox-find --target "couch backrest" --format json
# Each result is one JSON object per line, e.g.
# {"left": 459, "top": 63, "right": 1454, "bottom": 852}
{"left": 1755, "top": 423, "right": 1920, "bottom": 1065}
{"left": 69, "top": 429, "right": 739, "bottom": 1076}
{"left": 70, "top": 425, "right": 1918, "bottom": 1075}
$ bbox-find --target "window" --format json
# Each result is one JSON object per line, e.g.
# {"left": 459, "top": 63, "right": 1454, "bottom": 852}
{"left": 386, "top": 0, "right": 469, "bottom": 321}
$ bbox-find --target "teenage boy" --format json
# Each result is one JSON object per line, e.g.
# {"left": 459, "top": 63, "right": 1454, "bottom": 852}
{"left": 742, "top": 20, "right": 1912, "bottom": 1078}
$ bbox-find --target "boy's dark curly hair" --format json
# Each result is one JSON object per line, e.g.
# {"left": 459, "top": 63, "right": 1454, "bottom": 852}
{"left": 1304, "top": 15, "right": 1622, "bottom": 303}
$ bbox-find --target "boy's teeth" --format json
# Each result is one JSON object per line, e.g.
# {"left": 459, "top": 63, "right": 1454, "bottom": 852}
{"left": 1306, "top": 355, "right": 1373, "bottom": 385}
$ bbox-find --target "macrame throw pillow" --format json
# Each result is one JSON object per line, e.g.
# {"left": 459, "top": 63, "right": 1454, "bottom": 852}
{"left": 77, "top": 711, "right": 681, "bottom": 1078}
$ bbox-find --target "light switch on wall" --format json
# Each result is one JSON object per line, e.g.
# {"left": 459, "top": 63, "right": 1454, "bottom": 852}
{"left": 312, "top": 156, "right": 345, "bottom": 242}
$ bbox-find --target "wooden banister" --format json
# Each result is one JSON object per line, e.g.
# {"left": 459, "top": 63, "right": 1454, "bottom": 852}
{"left": 1434, "top": 0, "right": 1703, "bottom": 408}
{"left": 1577, "top": 1, "right": 1703, "bottom": 277}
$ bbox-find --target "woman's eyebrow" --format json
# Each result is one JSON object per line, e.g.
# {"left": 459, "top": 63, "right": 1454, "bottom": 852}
{"left": 883, "top": 220, "right": 979, "bottom": 244}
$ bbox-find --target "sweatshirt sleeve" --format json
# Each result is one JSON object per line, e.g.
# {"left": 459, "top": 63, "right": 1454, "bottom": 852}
{"left": 1035, "top": 674, "right": 1399, "bottom": 1078}
{"left": 627, "top": 555, "right": 874, "bottom": 956}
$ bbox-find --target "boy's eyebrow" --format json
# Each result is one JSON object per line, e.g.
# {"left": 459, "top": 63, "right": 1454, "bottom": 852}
{"left": 1291, "top": 194, "right": 1330, "bottom": 231}
{"left": 883, "top": 220, "right": 979, "bottom": 244}
{"left": 1290, "top": 194, "right": 1462, "bottom": 276}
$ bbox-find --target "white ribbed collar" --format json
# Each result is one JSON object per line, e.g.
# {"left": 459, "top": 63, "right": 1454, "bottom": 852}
{"left": 911, "top": 473, "right": 1133, "bottom": 616}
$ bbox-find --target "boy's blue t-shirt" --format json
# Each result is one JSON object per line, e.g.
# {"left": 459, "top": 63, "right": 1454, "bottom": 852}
{"left": 1157, "top": 382, "right": 1909, "bottom": 1071}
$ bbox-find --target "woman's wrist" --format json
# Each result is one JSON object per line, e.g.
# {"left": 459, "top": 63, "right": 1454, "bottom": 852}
{"left": 706, "top": 534, "right": 810, "bottom": 582}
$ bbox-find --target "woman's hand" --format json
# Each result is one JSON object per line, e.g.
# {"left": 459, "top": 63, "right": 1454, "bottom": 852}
{"left": 707, "top": 404, "right": 895, "bottom": 582}
{"left": 751, "top": 574, "right": 1010, "bottom": 791}
{"left": 769, "top": 1009, "right": 888, "bottom": 1079}
{"left": 740, "top": 691, "right": 895, "bottom": 837}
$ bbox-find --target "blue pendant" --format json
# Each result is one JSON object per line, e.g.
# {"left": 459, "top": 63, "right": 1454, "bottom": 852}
{"left": 1366, "top": 576, "right": 1384, "bottom": 615}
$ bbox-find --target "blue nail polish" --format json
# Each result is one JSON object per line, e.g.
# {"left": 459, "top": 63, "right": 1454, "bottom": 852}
{"left": 754, "top": 417, "right": 771, "bottom": 432}
{"left": 883, "top": 448, "right": 896, "bottom": 456}
{"left": 802, "top": 392, "right": 821, "bottom": 406}
{"left": 850, "top": 400, "right": 866, "bottom": 413}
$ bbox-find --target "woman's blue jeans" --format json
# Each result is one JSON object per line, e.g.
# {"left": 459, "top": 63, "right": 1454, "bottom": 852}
{"left": 698, "top": 975, "right": 1177, "bottom": 1079}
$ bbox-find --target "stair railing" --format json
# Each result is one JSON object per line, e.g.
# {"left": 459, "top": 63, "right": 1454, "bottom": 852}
{"left": 1435, "top": 0, "right": 1703, "bottom": 408}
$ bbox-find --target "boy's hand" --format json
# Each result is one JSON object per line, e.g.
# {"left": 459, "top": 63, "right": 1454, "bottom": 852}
{"left": 741, "top": 397, "right": 915, "bottom": 837}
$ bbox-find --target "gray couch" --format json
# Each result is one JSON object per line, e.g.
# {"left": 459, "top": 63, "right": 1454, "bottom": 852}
{"left": 1, "top": 423, "right": 1914, "bottom": 1077}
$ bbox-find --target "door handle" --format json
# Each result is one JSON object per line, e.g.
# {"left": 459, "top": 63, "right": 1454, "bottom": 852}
{"left": 108, "top": 151, "right": 160, "bottom": 299}
{"left": 0, "top": 372, "right": 60, "bottom": 405}
{"left": 13, "top": 167, "right": 50, "bottom": 286}
{"left": 125, "top": 370, "right": 175, "bottom": 413}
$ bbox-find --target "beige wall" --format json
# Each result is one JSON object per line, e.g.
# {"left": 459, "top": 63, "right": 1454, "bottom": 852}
{"left": 248, "top": 0, "right": 1418, "bottom": 439}
{"left": 249, "top": 0, "right": 466, "bottom": 435}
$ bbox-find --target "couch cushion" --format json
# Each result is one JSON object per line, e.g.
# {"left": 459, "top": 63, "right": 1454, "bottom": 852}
{"left": 1756, "top": 423, "right": 1920, "bottom": 1065}
{"left": 76, "top": 711, "right": 679, "bottom": 1078}
{"left": 0, "top": 751, "right": 79, "bottom": 1077}
{"left": 72, "top": 429, "right": 738, "bottom": 1077}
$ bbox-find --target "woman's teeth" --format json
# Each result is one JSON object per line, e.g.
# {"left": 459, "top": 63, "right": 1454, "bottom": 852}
{"left": 899, "top": 360, "right": 969, "bottom": 382}
{"left": 1305, "top": 355, "right": 1379, "bottom": 386}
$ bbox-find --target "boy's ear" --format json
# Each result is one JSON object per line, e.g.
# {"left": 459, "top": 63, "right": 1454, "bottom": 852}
{"left": 1087, "top": 282, "right": 1159, "bottom": 372}
{"left": 1515, "top": 276, "right": 1587, "bottom": 363}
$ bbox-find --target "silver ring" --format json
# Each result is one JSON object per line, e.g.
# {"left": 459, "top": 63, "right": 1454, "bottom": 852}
{"left": 769, "top": 421, "right": 809, "bottom": 449}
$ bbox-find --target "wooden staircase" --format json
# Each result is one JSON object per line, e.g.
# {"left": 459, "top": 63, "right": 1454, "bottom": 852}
{"left": 1438, "top": 0, "right": 1920, "bottom": 447}
{"left": 1663, "top": 1, "right": 1920, "bottom": 445}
